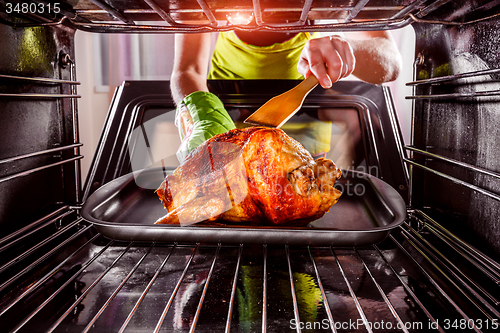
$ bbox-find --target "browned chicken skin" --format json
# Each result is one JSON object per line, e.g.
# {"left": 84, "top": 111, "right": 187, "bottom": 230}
{"left": 155, "top": 127, "right": 342, "bottom": 226}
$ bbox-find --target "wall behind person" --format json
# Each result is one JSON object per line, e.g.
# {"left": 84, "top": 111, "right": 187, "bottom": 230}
{"left": 75, "top": 31, "right": 113, "bottom": 183}
{"left": 385, "top": 25, "right": 415, "bottom": 145}
{"left": 75, "top": 32, "right": 176, "bottom": 181}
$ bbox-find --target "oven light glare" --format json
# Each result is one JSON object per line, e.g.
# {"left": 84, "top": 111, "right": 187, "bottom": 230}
{"left": 226, "top": 12, "right": 254, "bottom": 25}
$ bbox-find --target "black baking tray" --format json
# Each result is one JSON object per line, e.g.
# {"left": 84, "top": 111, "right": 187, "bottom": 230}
{"left": 81, "top": 167, "right": 406, "bottom": 246}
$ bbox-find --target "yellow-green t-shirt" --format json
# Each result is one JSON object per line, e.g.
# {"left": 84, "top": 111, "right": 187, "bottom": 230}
{"left": 209, "top": 31, "right": 319, "bottom": 80}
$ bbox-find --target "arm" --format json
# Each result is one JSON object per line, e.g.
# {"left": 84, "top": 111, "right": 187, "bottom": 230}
{"left": 170, "top": 33, "right": 212, "bottom": 104}
{"left": 345, "top": 31, "right": 402, "bottom": 85}
{"left": 170, "top": 33, "right": 236, "bottom": 162}
{"left": 297, "top": 31, "right": 402, "bottom": 87}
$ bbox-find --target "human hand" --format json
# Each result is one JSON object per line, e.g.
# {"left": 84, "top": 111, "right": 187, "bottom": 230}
{"left": 175, "top": 91, "right": 236, "bottom": 163}
{"left": 297, "top": 35, "right": 356, "bottom": 88}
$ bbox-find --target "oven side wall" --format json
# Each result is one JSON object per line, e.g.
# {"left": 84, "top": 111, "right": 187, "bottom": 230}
{"left": 411, "top": 19, "right": 500, "bottom": 256}
{"left": 0, "top": 23, "right": 78, "bottom": 239}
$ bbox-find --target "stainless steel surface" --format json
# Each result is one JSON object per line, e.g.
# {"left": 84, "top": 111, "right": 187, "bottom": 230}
{"left": 406, "top": 68, "right": 500, "bottom": 86}
{"left": 68, "top": 57, "right": 82, "bottom": 204}
{"left": 0, "top": 93, "right": 81, "bottom": 98}
{"left": 344, "top": 0, "right": 371, "bottom": 23}
{"left": 0, "top": 0, "right": 417, "bottom": 33}
{"left": 390, "top": 0, "right": 428, "bottom": 20}
{"left": 88, "top": 0, "right": 136, "bottom": 24}
{"left": 80, "top": 243, "right": 154, "bottom": 333}
{"left": 261, "top": 244, "right": 267, "bottom": 333}
{"left": 296, "top": 0, "right": 313, "bottom": 26}
{"left": 0, "top": 208, "right": 75, "bottom": 257}
{"left": 224, "top": 244, "right": 243, "bottom": 333}
{"left": 286, "top": 244, "right": 302, "bottom": 332}
{"left": 253, "top": 0, "right": 314, "bottom": 27}
{"left": 417, "top": 0, "right": 453, "bottom": 17}
{"left": 401, "top": 225, "right": 500, "bottom": 316}
{"left": 1, "top": 0, "right": 498, "bottom": 34}
{"left": 65, "top": 17, "right": 413, "bottom": 33}
{"left": 415, "top": 210, "right": 500, "bottom": 279}
{"left": 410, "top": 7, "right": 500, "bottom": 256}
{"left": 143, "top": 0, "right": 190, "bottom": 27}
{"left": 0, "top": 143, "right": 82, "bottom": 165}
{"left": 0, "top": 21, "right": 82, "bottom": 255}
{"left": 409, "top": 11, "right": 500, "bottom": 26}
{"left": 0, "top": 73, "right": 80, "bottom": 85}
{"left": 0, "top": 230, "right": 99, "bottom": 315}
{"left": 73, "top": 6, "right": 407, "bottom": 16}
{"left": 1, "top": 209, "right": 500, "bottom": 332}
{"left": 405, "top": 158, "right": 500, "bottom": 203}
{"left": 195, "top": 0, "right": 218, "bottom": 26}
{"left": 396, "top": 215, "right": 500, "bottom": 326}
{"left": 81, "top": 168, "right": 407, "bottom": 246}
{"left": 0, "top": 206, "right": 70, "bottom": 245}
{"left": 2, "top": 0, "right": 496, "bottom": 34}
{"left": 406, "top": 89, "right": 500, "bottom": 100}
{"left": 405, "top": 146, "right": 500, "bottom": 181}
{"left": 0, "top": 156, "right": 83, "bottom": 184}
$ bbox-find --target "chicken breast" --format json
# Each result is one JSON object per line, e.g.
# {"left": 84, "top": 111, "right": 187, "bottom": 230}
{"left": 155, "top": 127, "right": 342, "bottom": 226}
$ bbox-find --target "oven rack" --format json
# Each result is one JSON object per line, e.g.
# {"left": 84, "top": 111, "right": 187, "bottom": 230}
{"left": 0, "top": 74, "right": 81, "bottom": 99}
{"left": 0, "top": 208, "right": 499, "bottom": 332}
{"left": 1, "top": 0, "right": 497, "bottom": 33}
{"left": 403, "top": 60, "right": 500, "bottom": 214}
{"left": 0, "top": 72, "right": 83, "bottom": 203}
{"left": 402, "top": 143, "right": 500, "bottom": 273}
{"left": 404, "top": 51, "right": 500, "bottom": 101}
{"left": 407, "top": 68, "right": 500, "bottom": 87}
{"left": 404, "top": 148, "right": 500, "bottom": 204}
{"left": 404, "top": 106, "right": 500, "bottom": 208}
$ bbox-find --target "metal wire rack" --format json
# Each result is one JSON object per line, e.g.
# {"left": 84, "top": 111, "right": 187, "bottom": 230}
{"left": 1, "top": 0, "right": 497, "bottom": 33}
{"left": 0, "top": 72, "right": 82, "bottom": 203}
{"left": 399, "top": 67, "right": 500, "bottom": 328}
{"left": 0, "top": 210, "right": 499, "bottom": 332}
{"left": 404, "top": 65, "right": 500, "bottom": 206}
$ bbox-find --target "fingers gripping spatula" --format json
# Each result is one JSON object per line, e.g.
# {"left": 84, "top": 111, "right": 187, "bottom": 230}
{"left": 244, "top": 75, "right": 319, "bottom": 128}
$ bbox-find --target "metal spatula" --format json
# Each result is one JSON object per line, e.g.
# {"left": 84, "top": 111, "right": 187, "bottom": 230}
{"left": 244, "top": 75, "right": 319, "bottom": 128}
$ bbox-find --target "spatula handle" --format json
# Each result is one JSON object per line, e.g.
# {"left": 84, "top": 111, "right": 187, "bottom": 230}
{"left": 296, "top": 75, "right": 319, "bottom": 94}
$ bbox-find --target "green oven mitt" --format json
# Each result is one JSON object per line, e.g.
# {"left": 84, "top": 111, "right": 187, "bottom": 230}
{"left": 175, "top": 91, "right": 236, "bottom": 163}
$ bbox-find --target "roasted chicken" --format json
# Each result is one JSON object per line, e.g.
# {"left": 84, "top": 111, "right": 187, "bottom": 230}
{"left": 155, "top": 127, "right": 342, "bottom": 226}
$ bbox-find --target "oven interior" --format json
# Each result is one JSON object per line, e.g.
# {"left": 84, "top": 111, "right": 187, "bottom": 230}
{"left": 1, "top": 0, "right": 500, "bottom": 332}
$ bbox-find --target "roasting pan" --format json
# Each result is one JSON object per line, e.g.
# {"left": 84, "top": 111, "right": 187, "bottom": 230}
{"left": 81, "top": 167, "right": 406, "bottom": 246}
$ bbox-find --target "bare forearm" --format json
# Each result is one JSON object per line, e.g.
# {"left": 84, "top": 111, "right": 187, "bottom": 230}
{"left": 170, "top": 70, "right": 209, "bottom": 105}
{"left": 298, "top": 31, "right": 402, "bottom": 87}
{"left": 349, "top": 37, "right": 402, "bottom": 84}
{"left": 170, "top": 33, "right": 212, "bottom": 105}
